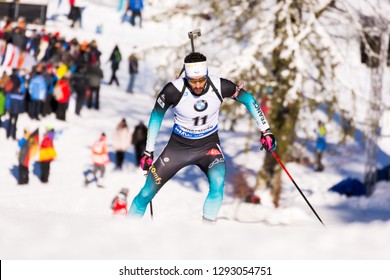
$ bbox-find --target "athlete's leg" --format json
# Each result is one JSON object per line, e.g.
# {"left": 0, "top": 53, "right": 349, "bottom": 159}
{"left": 203, "top": 161, "right": 226, "bottom": 221}
{"left": 128, "top": 172, "right": 160, "bottom": 217}
{"left": 128, "top": 137, "right": 189, "bottom": 218}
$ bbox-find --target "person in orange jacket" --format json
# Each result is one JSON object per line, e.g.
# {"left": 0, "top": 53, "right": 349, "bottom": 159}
{"left": 89, "top": 133, "right": 110, "bottom": 187}
{"left": 38, "top": 127, "right": 57, "bottom": 183}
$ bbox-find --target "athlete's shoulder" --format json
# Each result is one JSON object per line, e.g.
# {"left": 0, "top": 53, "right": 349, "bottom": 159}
{"left": 170, "top": 78, "right": 185, "bottom": 92}
{"left": 158, "top": 79, "right": 184, "bottom": 107}
{"left": 208, "top": 75, "right": 222, "bottom": 84}
{"left": 160, "top": 80, "right": 180, "bottom": 93}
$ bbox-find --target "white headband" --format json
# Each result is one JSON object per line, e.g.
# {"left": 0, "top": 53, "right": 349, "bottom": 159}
{"left": 184, "top": 61, "right": 208, "bottom": 77}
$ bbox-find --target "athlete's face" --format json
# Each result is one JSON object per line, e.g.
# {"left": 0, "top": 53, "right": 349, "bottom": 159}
{"left": 187, "top": 75, "right": 207, "bottom": 95}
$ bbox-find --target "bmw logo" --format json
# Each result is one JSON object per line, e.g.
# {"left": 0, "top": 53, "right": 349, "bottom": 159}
{"left": 194, "top": 100, "right": 208, "bottom": 112}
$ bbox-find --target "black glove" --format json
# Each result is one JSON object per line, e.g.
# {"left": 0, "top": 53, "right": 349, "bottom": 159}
{"left": 260, "top": 129, "right": 277, "bottom": 151}
{"left": 140, "top": 150, "right": 154, "bottom": 171}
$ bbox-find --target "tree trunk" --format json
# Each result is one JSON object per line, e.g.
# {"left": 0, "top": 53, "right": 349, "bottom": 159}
{"left": 256, "top": 0, "right": 302, "bottom": 207}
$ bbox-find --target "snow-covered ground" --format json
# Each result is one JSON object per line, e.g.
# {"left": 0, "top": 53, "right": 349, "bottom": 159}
{"left": 1, "top": 0, "right": 390, "bottom": 268}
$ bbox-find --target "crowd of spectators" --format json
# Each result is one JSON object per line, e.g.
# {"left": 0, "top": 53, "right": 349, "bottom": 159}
{"left": 0, "top": 16, "right": 104, "bottom": 140}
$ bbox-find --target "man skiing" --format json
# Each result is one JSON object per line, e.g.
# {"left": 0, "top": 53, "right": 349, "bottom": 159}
{"left": 128, "top": 52, "right": 277, "bottom": 222}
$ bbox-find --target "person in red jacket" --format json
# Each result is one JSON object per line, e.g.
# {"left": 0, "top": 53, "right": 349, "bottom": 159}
{"left": 111, "top": 188, "right": 129, "bottom": 215}
{"left": 88, "top": 133, "right": 110, "bottom": 187}
{"left": 54, "top": 76, "right": 72, "bottom": 121}
{"left": 38, "top": 127, "right": 57, "bottom": 183}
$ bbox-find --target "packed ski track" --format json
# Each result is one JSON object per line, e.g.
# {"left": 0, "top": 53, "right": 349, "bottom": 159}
{"left": 0, "top": 0, "right": 390, "bottom": 260}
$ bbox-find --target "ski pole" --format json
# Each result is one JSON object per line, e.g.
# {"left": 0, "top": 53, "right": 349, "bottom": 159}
{"left": 144, "top": 171, "right": 154, "bottom": 220}
{"left": 149, "top": 200, "right": 154, "bottom": 219}
{"left": 271, "top": 151, "right": 326, "bottom": 227}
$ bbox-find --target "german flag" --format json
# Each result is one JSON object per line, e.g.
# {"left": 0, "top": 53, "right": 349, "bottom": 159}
{"left": 19, "top": 128, "right": 39, "bottom": 167}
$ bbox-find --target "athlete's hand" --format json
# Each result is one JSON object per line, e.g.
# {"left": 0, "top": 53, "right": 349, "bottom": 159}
{"left": 140, "top": 151, "right": 154, "bottom": 171}
{"left": 260, "top": 129, "right": 277, "bottom": 152}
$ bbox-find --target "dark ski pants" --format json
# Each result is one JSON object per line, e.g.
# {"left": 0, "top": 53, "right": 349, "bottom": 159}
{"left": 315, "top": 150, "right": 324, "bottom": 171}
{"left": 93, "top": 165, "right": 105, "bottom": 179}
{"left": 42, "top": 95, "right": 53, "bottom": 117}
{"left": 129, "top": 132, "right": 226, "bottom": 221}
{"left": 75, "top": 90, "right": 86, "bottom": 115}
{"left": 130, "top": 11, "right": 142, "bottom": 27}
{"left": 18, "top": 164, "right": 29, "bottom": 185}
{"left": 109, "top": 70, "right": 120, "bottom": 86}
{"left": 87, "top": 86, "right": 100, "bottom": 109}
{"left": 56, "top": 102, "right": 68, "bottom": 121}
{"left": 28, "top": 100, "right": 43, "bottom": 120}
{"left": 126, "top": 74, "right": 137, "bottom": 93}
{"left": 6, "top": 113, "right": 18, "bottom": 140}
{"left": 40, "top": 161, "right": 51, "bottom": 183}
{"left": 115, "top": 151, "right": 125, "bottom": 169}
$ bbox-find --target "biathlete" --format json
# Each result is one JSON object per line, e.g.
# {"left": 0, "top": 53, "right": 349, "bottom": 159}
{"left": 128, "top": 52, "right": 277, "bottom": 222}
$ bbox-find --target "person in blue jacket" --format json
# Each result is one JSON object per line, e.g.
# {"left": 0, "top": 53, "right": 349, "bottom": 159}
{"left": 5, "top": 69, "right": 26, "bottom": 139}
{"left": 129, "top": 0, "right": 143, "bottom": 27}
{"left": 315, "top": 120, "right": 327, "bottom": 171}
{"left": 28, "top": 64, "right": 47, "bottom": 120}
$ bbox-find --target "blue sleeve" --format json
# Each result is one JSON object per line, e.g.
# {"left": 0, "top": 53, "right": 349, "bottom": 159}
{"left": 69, "top": 65, "right": 77, "bottom": 74}
{"left": 49, "top": 76, "right": 59, "bottom": 94}
{"left": 18, "top": 138, "right": 26, "bottom": 148}
{"left": 145, "top": 107, "right": 166, "bottom": 152}
{"left": 235, "top": 90, "right": 270, "bottom": 132}
{"left": 145, "top": 82, "right": 181, "bottom": 151}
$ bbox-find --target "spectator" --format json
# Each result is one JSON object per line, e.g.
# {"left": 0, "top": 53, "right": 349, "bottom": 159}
{"left": 113, "top": 118, "right": 131, "bottom": 170}
{"left": 18, "top": 128, "right": 39, "bottom": 185}
{"left": 87, "top": 133, "right": 110, "bottom": 188}
{"left": 42, "top": 63, "right": 58, "bottom": 116}
{"left": 86, "top": 61, "right": 104, "bottom": 109}
{"left": 53, "top": 75, "right": 72, "bottom": 121}
{"left": 88, "top": 40, "right": 102, "bottom": 65}
{"left": 10, "top": 26, "right": 26, "bottom": 50}
{"left": 25, "top": 29, "right": 41, "bottom": 58}
{"left": 5, "top": 69, "right": 25, "bottom": 139}
{"left": 111, "top": 188, "right": 129, "bottom": 215}
{"left": 38, "top": 127, "right": 57, "bottom": 183}
{"left": 28, "top": 63, "right": 47, "bottom": 120}
{"left": 108, "top": 45, "right": 122, "bottom": 86}
{"left": 126, "top": 51, "right": 138, "bottom": 93}
{"left": 129, "top": 0, "right": 144, "bottom": 28}
{"left": 131, "top": 121, "right": 147, "bottom": 166}
{"left": 68, "top": 0, "right": 82, "bottom": 28}
{"left": 315, "top": 120, "right": 326, "bottom": 172}
{"left": 18, "top": 129, "right": 31, "bottom": 185}
{"left": 71, "top": 64, "right": 88, "bottom": 116}
{"left": 1, "top": 18, "right": 13, "bottom": 43}
{"left": 37, "top": 33, "right": 50, "bottom": 61}
{"left": 6, "top": 90, "right": 26, "bottom": 140}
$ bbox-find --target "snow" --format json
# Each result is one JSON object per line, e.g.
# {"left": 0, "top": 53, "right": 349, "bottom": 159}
{"left": 1, "top": 0, "right": 390, "bottom": 268}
